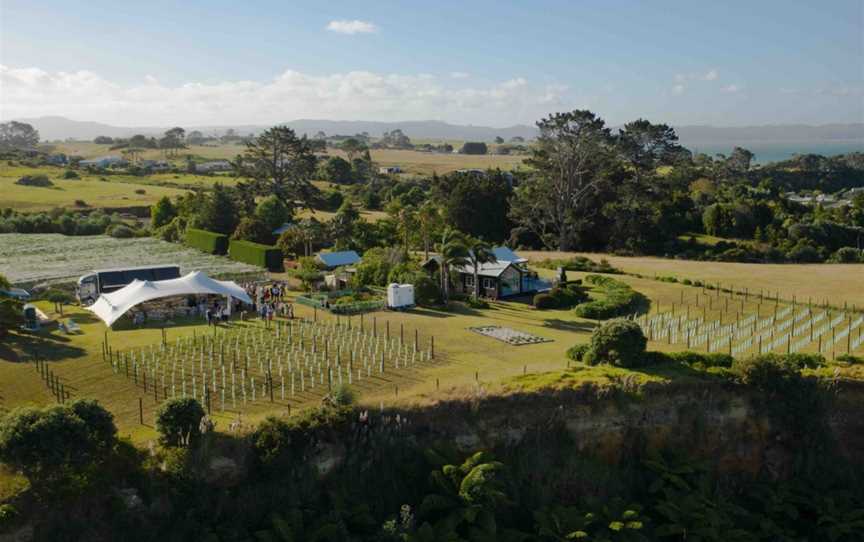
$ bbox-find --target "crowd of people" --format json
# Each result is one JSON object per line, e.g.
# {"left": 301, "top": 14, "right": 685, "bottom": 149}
{"left": 127, "top": 281, "right": 295, "bottom": 328}
{"left": 242, "top": 281, "right": 294, "bottom": 324}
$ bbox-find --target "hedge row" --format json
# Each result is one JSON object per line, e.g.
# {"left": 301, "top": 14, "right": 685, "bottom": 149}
{"left": 574, "top": 275, "right": 648, "bottom": 319}
{"left": 185, "top": 228, "right": 228, "bottom": 255}
{"left": 228, "top": 239, "right": 282, "bottom": 270}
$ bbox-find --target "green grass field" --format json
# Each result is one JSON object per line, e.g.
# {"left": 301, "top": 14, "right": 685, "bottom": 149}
{"left": 0, "top": 164, "right": 191, "bottom": 211}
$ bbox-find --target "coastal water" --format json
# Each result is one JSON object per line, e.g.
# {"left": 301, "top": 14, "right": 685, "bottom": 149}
{"left": 682, "top": 139, "right": 863, "bottom": 164}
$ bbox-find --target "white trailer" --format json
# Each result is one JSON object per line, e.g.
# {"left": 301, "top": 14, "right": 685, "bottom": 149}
{"left": 387, "top": 283, "right": 415, "bottom": 310}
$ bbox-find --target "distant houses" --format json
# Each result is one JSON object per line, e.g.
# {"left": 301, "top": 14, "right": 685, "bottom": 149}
{"left": 79, "top": 156, "right": 126, "bottom": 168}
{"left": 139, "top": 160, "right": 171, "bottom": 172}
{"left": 783, "top": 188, "right": 862, "bottom": 209}
{"left": 194, "top": 160, "right": 232, "bottom": 173}
{"left": 378, "top": 166, "right": 402, "bottom": 175}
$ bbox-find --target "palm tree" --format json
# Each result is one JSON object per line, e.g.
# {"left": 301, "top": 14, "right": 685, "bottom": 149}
{"left": 417, "top": 202, "right": 440, "bottom": 261}
{"left": 437, "top": 227, "right": 469, "bottom": 302}
{"left": 466, "top": 238, "right": 497, "bottom": 300}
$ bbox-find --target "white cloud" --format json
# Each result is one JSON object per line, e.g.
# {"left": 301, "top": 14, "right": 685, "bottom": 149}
{"left": 721, "top": 84, "right": 741, "bottom": 93}
{"left": 326, "top": 20, "right": 377, "bottom": 35}
{"left": 0, "top": 65, "right": 572, "bottom": 126}
{"left": 450, "top": 71, "right": 471, "bottom": 79}
{"left": 671, "top": 84, "right": 685, "bottom": 95}
{"left": 674, "top": 69, "right": 719, "bottom": 83}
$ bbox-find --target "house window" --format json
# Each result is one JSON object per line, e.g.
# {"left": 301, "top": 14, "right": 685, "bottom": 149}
{"left": 482, "top": 278, "right": 495, "bottom": 290}
{"left": 464, "top": 274, "right": 474, "bottom": 287}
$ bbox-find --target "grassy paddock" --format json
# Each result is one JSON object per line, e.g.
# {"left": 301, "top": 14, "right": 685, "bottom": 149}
{"left": 522, "top": 251, "right": 864, "bottom": 309}
{"left": 0, "top": 164, "right": 190, "bottom": 211}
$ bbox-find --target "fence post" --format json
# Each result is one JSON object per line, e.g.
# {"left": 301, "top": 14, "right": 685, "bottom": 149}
{"left": 139, "top": 397, "right": 144, "bottom": 425}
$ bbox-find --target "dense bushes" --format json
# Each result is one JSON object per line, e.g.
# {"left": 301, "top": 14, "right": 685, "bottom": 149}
{"left": 228, "top": 239, "right": 283, "bottom": 270}
{"left": 533, "top": 292, "right": 557, "bottom": 309}
{"left": 534, "top": 256, "right": 621, "bottom": 274}
{"left": 0, "top": 209, "right": 119, "bottom": 236}
{"left": 534, "top": 283, "right": 588, "bottom": 310}
{"left": 0, "top": 400, "right": 117, "bottom": 488}
{"left": 15, "top": 174, "right": 53, "bottom": 187}
{"left": 583, "top": 318, "right": 647, "bottom": 367}
{"left": 155, "top": 398, "right": 205, "bottom": 448}
{"left": 185, "top": 228, "right": 229, "bottom": 255}
{"left": 574, "top": 275, "right": 647, "bottom": 319}
{"left": 412, "top": 275, "right": 442, "bottom": 307}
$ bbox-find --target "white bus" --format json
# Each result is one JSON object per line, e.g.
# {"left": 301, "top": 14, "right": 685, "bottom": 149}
{"left": 77, "top": 264, "right": 181, "bottom": 305}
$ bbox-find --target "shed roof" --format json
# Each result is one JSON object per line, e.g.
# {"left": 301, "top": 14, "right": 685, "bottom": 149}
{"left": 316, "top": 250, "right": 361, "bottom": 268}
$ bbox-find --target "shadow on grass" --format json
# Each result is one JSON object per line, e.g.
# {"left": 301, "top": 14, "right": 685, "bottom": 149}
{"left": 631, "top": 361, "right": 720, "bottom": 382}
{"left": 542, "top": 319, "right": 597, "bottom": 333}
{"left": 0, "top": 330, "right": 87, "bottom": 363}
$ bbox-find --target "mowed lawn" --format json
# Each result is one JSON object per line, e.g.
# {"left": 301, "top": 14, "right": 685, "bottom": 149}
{"left": 522, "top": 251, "right": 864, "bottom": 309}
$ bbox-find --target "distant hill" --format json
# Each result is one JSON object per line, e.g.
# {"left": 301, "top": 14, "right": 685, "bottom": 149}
{"left": 10, "top": 116, "right": 864, "bottom": 148}
{"left": 12, "top": 116, "right": 538, "bottom": 142}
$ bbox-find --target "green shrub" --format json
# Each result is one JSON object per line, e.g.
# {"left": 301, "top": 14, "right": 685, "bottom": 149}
{"left": 533, "top": 293, "right": 557, "bottom": 309}
{"left": 549, "top": 283, "right": 589, "bottom": 308}
{"left": 108, "top": 224, "right": 135, "bottom": 238}
{"left": 62, "top": 169, "right": 80, "bottom": 179}
{"left": 185, "top": 228, "right": 229, "bottom": 255}
{"left": 668, "top": 351, "right": 734, "bottom": 368}
{"left": 586, "top": 318, "right": 647, "bottom": 368}
{"left": 566, "top": 344, "right": 589, "bottom": 362}
{"left": 574, "top": 275, "right": 647, "bottom": 319}
{"left": 15, "top": 174, "right": 53, "bottom": 187}
{"left": 534, "top": 256, "right": 621, "bottom": 274}
{"left": 831, "top": 247, "right": 863, "bottom": 263}
{"left": 330, "top": 384, "right": 356, "bottom": 406}
{"left": 228, "top": 239, "right": 283, "bottom": 270}
{"left": 155, "top": 398, "right": 205, "bottom": 448}
{"left": 413, "top": 275, "right": 441, "bottom": 307}
{"left": 466, "top": 297, "right": 489, "bottom": 309}
{"left": 836, "top": 354, "right": 863, "bottom": 364}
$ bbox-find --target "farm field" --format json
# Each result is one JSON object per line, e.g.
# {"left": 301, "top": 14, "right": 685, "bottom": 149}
{"left": 522, "top": 251, "right": 864, "bottom": 309}
{"left": 2, "top": 262, "right": 863, "bottom": 445}
{"left": 0, "top": 234, "right": 263, "bottom": 289}
{"left": 53, "top": 142, "right": 526, "bottom": 176}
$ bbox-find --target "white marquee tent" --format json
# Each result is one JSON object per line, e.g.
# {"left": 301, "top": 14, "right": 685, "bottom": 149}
{"left": 87, "top": 271, "right": 252, "bottom": 327}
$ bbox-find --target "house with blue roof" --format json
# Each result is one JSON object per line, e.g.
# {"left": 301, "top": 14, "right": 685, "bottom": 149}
{"left": 315, "top": 250, "right": 362, "bottom": 270}
{"left": 422, "top": 246, "right": 549, "bottom": 299}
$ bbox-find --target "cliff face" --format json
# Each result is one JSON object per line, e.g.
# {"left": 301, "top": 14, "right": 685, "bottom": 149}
{"left": 310, "top": 380, "right": 864, "bottom": 481}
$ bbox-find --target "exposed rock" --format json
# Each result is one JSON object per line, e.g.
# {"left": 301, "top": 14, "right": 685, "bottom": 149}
{"left": 206, "top": 456, "right": 245, "bottom": 487}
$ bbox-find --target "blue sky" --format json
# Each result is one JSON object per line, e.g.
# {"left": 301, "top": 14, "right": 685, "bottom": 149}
{"left": 1, "top": 0, "right": 861, "bottom": 126}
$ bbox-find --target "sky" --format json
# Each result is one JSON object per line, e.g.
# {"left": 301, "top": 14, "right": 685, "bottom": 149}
{"left": 0, "top": 0, "right": 862, "bottom": 127}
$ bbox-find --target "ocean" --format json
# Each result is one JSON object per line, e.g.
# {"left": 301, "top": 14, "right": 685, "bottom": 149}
{"left": 681, "top": 139, "right": 863, "bottom": 164}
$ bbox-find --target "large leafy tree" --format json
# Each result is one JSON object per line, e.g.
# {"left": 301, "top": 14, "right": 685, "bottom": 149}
{"left": 151, "top": 196, "right": 178, "bottom": 229}
{"left": 0, "top": 273, "right": 23, "bottom": 338}
{"left": 510, "top": 110, "right": 614, "bottom": 251}
{"left": 434, "top": 171, "right": 513, "bottom": 243}
{"left": 197, "top": 183, "right": 240, "bottom": 234}
{"left": 0, "top": 121, "right": 39, "bottom": 150}
{"left": 232, "top": 126, "right": 319, "bottom": 212}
